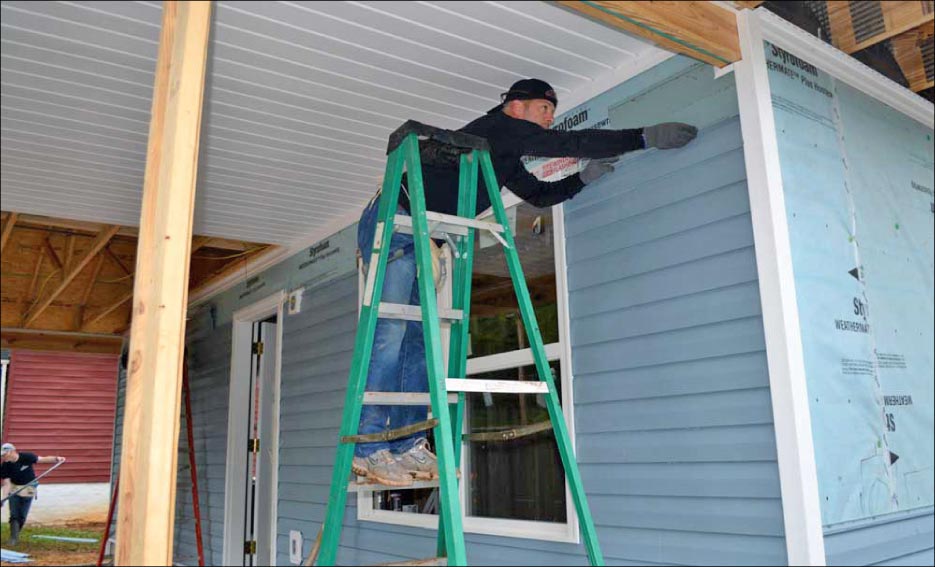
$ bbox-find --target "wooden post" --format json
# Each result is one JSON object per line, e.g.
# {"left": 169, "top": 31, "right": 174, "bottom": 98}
{"left": 115, "top": 2, "right": 212, "bottom": 566}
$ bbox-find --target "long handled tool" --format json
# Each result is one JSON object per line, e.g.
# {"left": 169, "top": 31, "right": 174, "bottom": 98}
{"left": 0, "top": 459, "right": 66, "bottom": 505}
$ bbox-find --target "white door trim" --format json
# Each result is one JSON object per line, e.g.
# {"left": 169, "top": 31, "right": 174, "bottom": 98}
{"left": 222, "top": 291, "right": 285, "bottom": 566}
{"left": 734, "top": 9, "right": 826, "bottom": 565}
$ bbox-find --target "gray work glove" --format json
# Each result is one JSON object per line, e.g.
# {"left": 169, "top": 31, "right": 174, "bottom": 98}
{"left": 580, "top": 157, "right": 618, "bottom": 185}
{"left": 642, "top": 122, "right": 698, "bottom": 149}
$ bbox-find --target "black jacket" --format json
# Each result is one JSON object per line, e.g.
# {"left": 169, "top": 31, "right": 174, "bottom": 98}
{"left": 399, "top": 111, "right": 645, "bottom": 216}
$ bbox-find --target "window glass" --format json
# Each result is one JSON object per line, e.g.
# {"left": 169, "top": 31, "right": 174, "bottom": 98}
{"left": 467, "top": 362, "right": 566, "bottom": 522}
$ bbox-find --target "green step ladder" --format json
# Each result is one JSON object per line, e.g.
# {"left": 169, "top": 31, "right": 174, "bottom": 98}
{"left": 317, "top": 120, "right": 604, "bottom": 567}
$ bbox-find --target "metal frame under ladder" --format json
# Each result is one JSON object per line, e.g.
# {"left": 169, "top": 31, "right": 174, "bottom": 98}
{"left": 96, "top": 353, "right": 205, "bottom": 567}
{"left": 316, "top": 120, "right": 604, "bottom": 566}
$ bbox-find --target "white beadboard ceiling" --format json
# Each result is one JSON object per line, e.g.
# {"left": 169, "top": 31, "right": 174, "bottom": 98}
{"left": 1, "top": 1, "right": 668, "bottom": 246}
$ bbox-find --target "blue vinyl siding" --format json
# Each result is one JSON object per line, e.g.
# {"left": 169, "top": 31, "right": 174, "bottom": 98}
{"left": 824, "top": 508, "right": 934, "bottom": 566}
{"left": 174, "top": 322, "right": 234, "bottom": 566}
{"left": 563, "top": 59, "right": 787, "bottom": 565}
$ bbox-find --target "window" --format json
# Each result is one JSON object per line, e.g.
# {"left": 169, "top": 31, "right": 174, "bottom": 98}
{"left": 357, "top": 197, "right": 579, "bottom": 542}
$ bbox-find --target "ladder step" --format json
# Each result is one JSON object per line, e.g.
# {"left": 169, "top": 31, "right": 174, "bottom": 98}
{"left": 379, "top": 557, "right": 448, "bottom": 566}
{"left": 394, "top": 212, "right": 503, "bottom": 238}
{"left": 348, "top": 478, "right": 441, "bottom": 492}
{"left": 445, "top": 379, "right": 549, "bottom": 394}
{"left": 363, "top": 392, "right": 459, "bottom": 405}
{"left": 378, "top": 303, "right": 463, "bottom": 322}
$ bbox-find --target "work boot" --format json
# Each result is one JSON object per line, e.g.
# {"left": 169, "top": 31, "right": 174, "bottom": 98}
{"left": 394, "top": 438, "right": 439, "bottom": 480}
{"left": 352, "top": 449, "right": 413, "bottom": 487}
{"left": 9, "top": 519, "right": 21, "bottom": 546}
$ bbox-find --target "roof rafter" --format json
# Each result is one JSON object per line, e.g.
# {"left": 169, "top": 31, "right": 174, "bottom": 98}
{"left": 76, "top": 254, "right": 107, "bottom": 330}
{"left": 0, "top": 212, "right": 18, "bottom": 254}
{"left": 83, "top": 290, "right": 133, "bottom": 331}
{"left": 24, "top": 225, "right": 121, "bottom": 327}
{"left": 827, "top": 0, "right": 934, "bottom": 55}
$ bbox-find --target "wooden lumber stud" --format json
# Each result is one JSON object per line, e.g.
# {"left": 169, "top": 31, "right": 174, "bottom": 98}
{"left": 115, "top": 2, "right": 212, "bottom": 566}
{"left": 556, "top": 0, "right": 741, "bottom": 67}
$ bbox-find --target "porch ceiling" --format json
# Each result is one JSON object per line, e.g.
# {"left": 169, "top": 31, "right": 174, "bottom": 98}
{"left": 1, "top": 1, "right": 667, "bottom": 246}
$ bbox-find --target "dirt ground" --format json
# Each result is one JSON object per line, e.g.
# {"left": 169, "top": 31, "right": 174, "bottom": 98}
{"left": 1, "top": 520, "right": 106, "bottom": 567}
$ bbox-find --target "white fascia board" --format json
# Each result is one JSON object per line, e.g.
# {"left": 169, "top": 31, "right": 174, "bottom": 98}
{"left": 734, "top": 9, "right": 827, "bottom": 566}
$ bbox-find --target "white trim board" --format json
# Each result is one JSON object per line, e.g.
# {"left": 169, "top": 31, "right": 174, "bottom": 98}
{"left": 736, "top": 8, "right": 817, "bottom": 566}
{"left": 221, "top": 291, "right": 285, "bottom": 567}
{"left": 737, "top": 8, "right": 933, "bottom": 566}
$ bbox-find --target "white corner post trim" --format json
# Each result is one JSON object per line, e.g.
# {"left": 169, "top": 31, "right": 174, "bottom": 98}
{"left": 734, "top": 10, "right": 826, "bottom": 566}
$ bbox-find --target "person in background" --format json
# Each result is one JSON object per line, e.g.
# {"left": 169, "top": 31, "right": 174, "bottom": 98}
{"left": 1, "top": 442, "right": 66, "bottom": 546}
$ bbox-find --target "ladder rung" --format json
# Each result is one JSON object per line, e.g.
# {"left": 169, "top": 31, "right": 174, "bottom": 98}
{"left": 363, "top": 392, "right": 459, "bottom": 405}
{"left": 348, "top": 478, "right": 441, "bottom": 492}
{"left": 378, "top": 303, "right": 463, "bottom": 322}
{"left": 445, "top": 379, "right": 549, "bottom": 394}
{"left": 379, "top": 557, "right": 449, "bottom": 566}
{"left": 394, "top": 212, "right": 504, "bottom": 237}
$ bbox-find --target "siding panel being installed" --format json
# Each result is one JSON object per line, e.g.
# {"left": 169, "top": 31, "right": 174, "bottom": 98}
{"left": 4, "top": 349, "right": 118, "bottom": 483}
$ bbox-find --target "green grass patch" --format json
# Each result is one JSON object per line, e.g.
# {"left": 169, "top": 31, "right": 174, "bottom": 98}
{"left": 1, "top": 523, "right": 101, "bottom": 553}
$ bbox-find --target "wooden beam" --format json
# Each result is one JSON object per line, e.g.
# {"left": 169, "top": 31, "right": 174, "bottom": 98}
{"left": 891, "top": 19, "right": 935, "bottom": 92}
{"left": 63, "top": 234, "right": 76, "bottom": 273}
{"left": 22, "top": 253, "right": 45, "bottom": 325}
{"left": 827, "top": 1, "right": 935, "bottom": 55}
{"left": 190, "top": 235, "right": 211, "bottom": 254}
{"left": 556, "top": 1, "right": 740, "bottom": 67}
{"left": 44, "top": 237, "right": 64, "bottom": 270}
{"left": 732, "top": 1, "right": 764, "bottom": 8}
{"left": 104, "top": 245, "right": 132, "bottom": 276}
{"left": 13, "top": 213, "right": 261, "bottom": 251}
{"left": 24, "top": 225, "right": 120, "bottom": 328}
{"left": 0, "top": 212, "right": 18, "bottom": 254}
{"left": 76, "top": 254, "right": 106, "bottom": 330}
{"left": 116, "top": 3, "right": 212, "bottom": 566}
{"left": 1, "top": 327, "right": 123, "bottom": 354}
{"left": 83, "top": 290, "right": 133, "bottom": 330}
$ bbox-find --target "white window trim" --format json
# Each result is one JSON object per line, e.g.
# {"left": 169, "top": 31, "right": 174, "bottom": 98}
{"left": 356, "top": 199, "right": 580, "bottom": 544}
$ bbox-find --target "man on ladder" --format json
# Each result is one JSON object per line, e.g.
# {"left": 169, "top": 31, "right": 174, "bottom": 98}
{"left": 352, "top": 78, "right": 698, "bottom": 486}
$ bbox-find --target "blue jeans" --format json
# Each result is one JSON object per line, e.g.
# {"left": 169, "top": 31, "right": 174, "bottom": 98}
{"left": 9, "top": 494, "right": 33, "bottom": 527}
{"left": 355, "top": 194, "right": 428, "bottom": 458}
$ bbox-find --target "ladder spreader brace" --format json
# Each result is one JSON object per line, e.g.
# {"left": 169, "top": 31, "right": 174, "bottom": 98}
{"left": 316, "top": 120, "right": 604, "bottom": 566}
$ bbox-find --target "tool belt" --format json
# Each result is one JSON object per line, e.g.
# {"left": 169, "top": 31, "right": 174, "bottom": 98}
{"left": 11, "top": 484, "right": 37, "bottom": 498}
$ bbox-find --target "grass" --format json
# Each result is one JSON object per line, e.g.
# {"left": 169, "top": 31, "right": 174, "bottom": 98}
{"left": 1, "top": 522, "right": 101, "bottom": 553}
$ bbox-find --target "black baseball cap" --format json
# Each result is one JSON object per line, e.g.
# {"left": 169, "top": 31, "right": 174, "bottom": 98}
{"left": 488, "top": 78, "right": 558, "bottom": 113}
